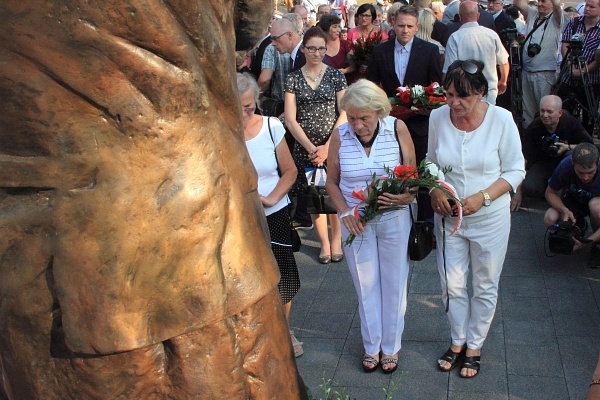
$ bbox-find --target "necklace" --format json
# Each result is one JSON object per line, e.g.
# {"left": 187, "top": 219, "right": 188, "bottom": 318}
{"left": 303, "top": 66, "right": 325, "bottom": 82}
{"left": 357, "top": 122, "right": 380, "bottom": 148}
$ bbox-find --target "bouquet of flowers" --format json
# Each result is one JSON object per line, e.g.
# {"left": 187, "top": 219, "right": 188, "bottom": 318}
{"left": 392, "top": 82, "right": 446, "bottom": 110}
{"left": 350, "top": 30, "right": 383, "bottom": 76}
{"left": 344, "top": 161, "right": 461, "bottom": 246}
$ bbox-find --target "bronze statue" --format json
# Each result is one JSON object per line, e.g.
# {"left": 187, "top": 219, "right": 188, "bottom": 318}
{"left": 0, "top": 1, "right": 305, "bottom": 398}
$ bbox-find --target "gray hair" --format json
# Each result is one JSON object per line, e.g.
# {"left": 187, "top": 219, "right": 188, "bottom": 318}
{"left": 236, "top": 73, "right": 261, "bottom": 110}
{"left": 386, "top": 2, "right": 404, "bottom": 24}
{"left": 339, "top": 79, "right": 391, "bottom": 119}
{"left": 282, "top": 13, "right": 303, "bottom": 34}
{"left": 572, "top": 143, "right": 600, "bottom": 169}
{"left": 417, "top": 9, "right": 436, "bottom": 42}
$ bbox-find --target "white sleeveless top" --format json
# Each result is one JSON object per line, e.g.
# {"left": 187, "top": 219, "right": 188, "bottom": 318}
{"left": 338, "top": 116, "right": 400, "bottom": 208}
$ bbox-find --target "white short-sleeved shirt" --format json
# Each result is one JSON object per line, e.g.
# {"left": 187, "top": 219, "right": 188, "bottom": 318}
{"left": 245, "top": 117, "right": 290, "bottom": 216}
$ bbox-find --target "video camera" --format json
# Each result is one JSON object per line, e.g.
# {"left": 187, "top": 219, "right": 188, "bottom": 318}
{"left": 501, "top": 28, "right": 518, "bottom": 44}
{"left": 566, "top": 33, "right": 585, "bottom": 57}
{"left": 547, "top": 221, "right": 585, "bottom": 254}
{"left": 541, "top": 134, "right": 560, "bottom": 157}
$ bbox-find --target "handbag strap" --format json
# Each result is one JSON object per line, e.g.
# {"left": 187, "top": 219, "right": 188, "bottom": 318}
{"left": 308, "top": 165, "right": 327, "bottom": 185}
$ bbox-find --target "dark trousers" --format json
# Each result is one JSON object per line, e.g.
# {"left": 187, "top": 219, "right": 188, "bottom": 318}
{"left": 410, "top": 131, "right": 434, "bottom": 222}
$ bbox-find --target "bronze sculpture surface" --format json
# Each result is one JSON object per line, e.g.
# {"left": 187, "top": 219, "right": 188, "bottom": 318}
{"left": 0, "top": 1, "right": 305, "bottom": 398}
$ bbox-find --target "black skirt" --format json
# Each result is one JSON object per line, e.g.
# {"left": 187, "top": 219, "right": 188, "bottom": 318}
{"left": 266, "top": 207, "right": 300, "bottom": 304}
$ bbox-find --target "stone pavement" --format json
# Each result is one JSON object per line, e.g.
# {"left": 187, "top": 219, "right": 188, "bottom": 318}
{"left": 289, "top": 198, "right": 600, "bottom": 399}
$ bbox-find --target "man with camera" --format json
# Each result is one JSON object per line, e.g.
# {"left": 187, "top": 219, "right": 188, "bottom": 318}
{"left": 512, "top": 95, "right": 593, "bottom": 210}
{"left": 513, "top": 0, "right": 569, "bottom": 129}
{"left": 544, "top": 143, "right": 600, "bottom": 265}
{"left": 556, "top": 0, "right": 600, "bottom": 134}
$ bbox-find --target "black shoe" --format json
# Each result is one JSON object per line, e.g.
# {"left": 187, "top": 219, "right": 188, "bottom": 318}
{"left": 588, "top": 244, "right": 600, "bottom": 268}
{"left": 292, "top": 220, "right": 313, "bottom": 230}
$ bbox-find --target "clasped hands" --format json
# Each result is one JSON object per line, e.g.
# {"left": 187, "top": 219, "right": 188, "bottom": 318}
{"left": 309, "top": 145, "right": 328, "bottom": 166}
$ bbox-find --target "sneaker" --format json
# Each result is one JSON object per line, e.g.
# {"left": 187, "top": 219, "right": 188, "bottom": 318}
{"left": 293, "top": 220, "right": 313, "bottom": 230}
{"left": 587, "top": 244, "right": 600, "bottom": 268}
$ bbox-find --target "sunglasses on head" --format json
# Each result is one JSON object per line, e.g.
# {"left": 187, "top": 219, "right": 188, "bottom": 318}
{"left": 448, "top": 60, "right": 481, "bottom": 75}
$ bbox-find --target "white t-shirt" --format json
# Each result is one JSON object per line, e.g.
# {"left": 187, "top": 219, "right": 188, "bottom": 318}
{"left": 245, "top": 117, "right": 290, "bottom": 216}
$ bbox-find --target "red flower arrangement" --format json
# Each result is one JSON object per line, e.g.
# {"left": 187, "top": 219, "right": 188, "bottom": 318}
{"left": 344, "top": 161, "right": 459, "bottom": 245}
{"left": 393, "top": 82, "right": 446, "bottom": 110}
{"left": 351, "top": 30, "right": 384, "bottom": 77}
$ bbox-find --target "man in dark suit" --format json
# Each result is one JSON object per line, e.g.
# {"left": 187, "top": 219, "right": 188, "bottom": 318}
{"left": 367, "top": 5, "right": 442, "bottom": 221}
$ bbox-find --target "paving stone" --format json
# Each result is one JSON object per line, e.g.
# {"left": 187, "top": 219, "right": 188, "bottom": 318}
{"left": 506, "top": 343, "right": 563, "bottom": 377}
{"left": 448, "top": 363, "right": 508, "bottom": 395}
{"left": 300, "top": 312, "right": 354, "bottom": 339}
{"left": 553, "top": 312, "right": 600, "bottom": 337}
{"left": 508, "top": 375, "right": 569, "bottom": 399}
{"left": 499, "top": 276, "right": 547, "bottom": 298}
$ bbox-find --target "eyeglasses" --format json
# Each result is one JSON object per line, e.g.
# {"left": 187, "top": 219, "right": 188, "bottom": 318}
{"left": 358, "top": 13, "right": 373, "bottom": 19}
{"left": 448, "top": 60, "right": 481, "bottom": 75}
{"left": 305, "top": 46, "right": 327, "bottom": 53}
{"left": 271, "top": 31, "right": 291, "bottom": 42}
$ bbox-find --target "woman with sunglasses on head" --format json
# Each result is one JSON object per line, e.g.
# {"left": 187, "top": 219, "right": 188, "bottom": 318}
{"left": 347, "top": 3, "right": 389, "bottom": 42}
{"left": 426, "top": 60, "right": 524, "bottom": 378}
{"left": 236, "top": 72, "right": 303, "bottom": 357}
{"left": 284, "top": 27, "right": 348, "bottom": 264}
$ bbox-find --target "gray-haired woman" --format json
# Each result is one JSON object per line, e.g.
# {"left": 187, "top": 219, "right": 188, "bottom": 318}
{"left": 236, "top": 72, "right": 303, "bottom": 357}
{"left": 326, "top": 79, "right": 416, "bottom": 373}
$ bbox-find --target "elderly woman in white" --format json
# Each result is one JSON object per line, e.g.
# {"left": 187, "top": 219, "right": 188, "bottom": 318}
{"left": 427, "top": 60, "right": 525, "bottom": 379}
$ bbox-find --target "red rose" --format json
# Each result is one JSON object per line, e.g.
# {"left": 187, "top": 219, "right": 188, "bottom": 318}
{"left": 393, "top": 164, "right": 418, "bottom": 180}
{"left": 425, "top": 85, "right": 435, "bottom": 96}
{"left": 399, "top": 91, "right": 411, "bottom": 104}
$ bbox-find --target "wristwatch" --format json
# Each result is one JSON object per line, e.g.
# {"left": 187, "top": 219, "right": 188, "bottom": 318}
{"left": 480, "top": 190, "right": 492, "bottom": 207}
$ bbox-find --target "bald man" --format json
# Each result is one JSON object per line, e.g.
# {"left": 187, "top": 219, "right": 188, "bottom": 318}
{"left": 443, "top": 1, "right": 509, "bottom": 104}
{"left": 511, "top": 95, "right": 593, "bottom": 210}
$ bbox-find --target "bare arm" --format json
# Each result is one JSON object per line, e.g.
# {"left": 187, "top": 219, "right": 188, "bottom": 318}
{"left": 260, "top": 136, "right": 298, "bottom": 207}
{"left": 284, "top": 91, "right": 317, "bottom": 155}
{"left": 551, "top": 0, "right": 563, "bottom": 26}
{"left": 325, "top": 128, "right": 366, "bottom": 237}
{"left": 257, "top": 68, "right": 274, "bottom": 93}
{"left": 311, "top": 88, "right": 348, "bottom": 166}
{"left": 513, "top": 0, "right": 529, "bottom": 21}
{"left": 497, "top": 62, "right": 510, "bottom": 95}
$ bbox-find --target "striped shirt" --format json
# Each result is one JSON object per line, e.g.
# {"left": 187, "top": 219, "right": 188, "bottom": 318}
{"left": 561, "top": 16, "right": 600, "bottom": 85}
{"left": 338, "top": 116, "right": 400, "bottom": 208}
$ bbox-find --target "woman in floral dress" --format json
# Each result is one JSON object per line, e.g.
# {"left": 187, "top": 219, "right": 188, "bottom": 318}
{"left": 284, "top": 27, "right": 347, "bottom": 264}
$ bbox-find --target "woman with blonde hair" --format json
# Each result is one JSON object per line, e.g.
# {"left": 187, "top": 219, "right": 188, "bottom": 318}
{"left": 326, "top": 80, "right": 416, "bottom": 373}
{"left": 417, "top": 8, "right": 445, "bottom": 62}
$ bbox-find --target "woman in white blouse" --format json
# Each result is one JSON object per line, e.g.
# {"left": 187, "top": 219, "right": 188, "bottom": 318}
{"left": 237, "top": 73, "right": 303, "bottom": 357}
{"left": 427, "top": 60, "right": 525, "bottom": 378}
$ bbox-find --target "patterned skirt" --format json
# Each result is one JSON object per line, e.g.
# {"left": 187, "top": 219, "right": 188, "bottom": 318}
{"left": 266, "top": 207, "right": 301, "bottom": 304}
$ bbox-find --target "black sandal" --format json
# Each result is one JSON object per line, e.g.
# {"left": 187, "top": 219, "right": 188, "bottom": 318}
{"left": 362, "top": 355, "right": 379, "bottom": 373}
{"left": 460, "top": 355, "right": 481, "bottom": 378}
{"left": 381, "top": 356, "right": 398, "bottom": 374}
{"left": 437, "top": 347, "right": 465, "bottom": 372}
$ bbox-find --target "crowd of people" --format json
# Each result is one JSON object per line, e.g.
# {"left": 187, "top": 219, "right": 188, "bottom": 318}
{"left": 235, "top": 0, "right": 600, "bottom": 384}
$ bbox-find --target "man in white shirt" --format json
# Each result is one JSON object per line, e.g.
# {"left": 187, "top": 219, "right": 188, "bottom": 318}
{"left": 513, "top": 0, "right": 569, "bottom": 128}
{"left": 443, "top": 1, "right": 510, "bottom": 104}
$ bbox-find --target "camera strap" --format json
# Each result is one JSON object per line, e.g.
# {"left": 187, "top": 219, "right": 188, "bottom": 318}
{"left": 524, "top": 12, "right": 551, "bottom": 48}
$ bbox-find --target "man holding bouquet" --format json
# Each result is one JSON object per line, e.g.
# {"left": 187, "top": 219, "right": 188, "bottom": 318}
{"left": 367, "top": 5, "right": 442, "bottom": 222}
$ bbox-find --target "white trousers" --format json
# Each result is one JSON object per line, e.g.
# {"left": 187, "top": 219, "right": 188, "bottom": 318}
{"left": 341, "top": 209, "right": 411, "bottom": 356}
{"left": 434, "top": 207, "right": 510, "bottom": 350}
{"left": 522, "top": 70, "right": 557, "bottom": 129}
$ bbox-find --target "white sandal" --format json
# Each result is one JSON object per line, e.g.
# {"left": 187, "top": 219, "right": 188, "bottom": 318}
{"left": 289, "top": 330, "right": 304, "bottom": 358}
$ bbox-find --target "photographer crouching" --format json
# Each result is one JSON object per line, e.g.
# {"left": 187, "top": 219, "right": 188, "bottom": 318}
{"left": 511, "top": 95, "right": 593, "bottom": 210}
{"left": 544, "top": 143, "right": 600, "bottom": 266}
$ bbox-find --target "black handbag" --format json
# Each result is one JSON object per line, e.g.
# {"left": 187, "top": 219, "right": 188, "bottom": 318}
{"left": 304, "top": 167, "right": 337, "bottom": 214}
{"left": 290, "top": 223, "right": 302, "bottom": 252}
{"left": 408, "top": 204, "right": 434, "bottom": 261}
{"left": 261, "top": 97, "right": 284, "bottom": 118}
